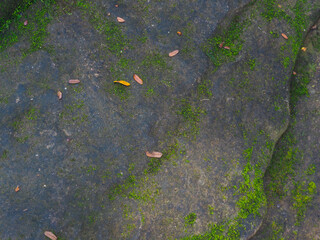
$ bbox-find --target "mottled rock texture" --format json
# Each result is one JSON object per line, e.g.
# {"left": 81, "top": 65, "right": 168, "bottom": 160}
{"left": 0, "top": 0, "right": 319, "bottom": 239}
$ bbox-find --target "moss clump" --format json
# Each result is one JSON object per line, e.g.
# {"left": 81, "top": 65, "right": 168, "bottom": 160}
{"left": 76, "top": 0, "right": 128, "bottom": 55}
{"left": 185, "top": 213, "right": 197, "bottom": 227}
{"left": 204, "top": 16, "right": 248, "bottom": 69}
{"left": 108, "top": 141, "right": 184, "bottom": 201}
{"left": 0, "top": 0, "right": 56, "bottom": 54}
{"left": 182, "top": 138, "right": 271, "bottom": 240}
{"left": 292, "top": 181, "right": 316, "bottom": 225}
{"left": 177, "top": 99, "right": 206, "bottom": 139}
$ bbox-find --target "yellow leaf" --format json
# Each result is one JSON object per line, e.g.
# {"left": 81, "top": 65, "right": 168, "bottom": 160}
{"left": 114, "top": 80, "right": 130, "bottom": 86}
{"left": 301, "top": 47, "right": 307, "bottom": 52}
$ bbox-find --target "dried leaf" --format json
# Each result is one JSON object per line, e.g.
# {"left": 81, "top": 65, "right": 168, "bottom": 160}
{"left": 69, "top": 79, "right": 80, "bottom": 84}
{"left": 223, "top": 46, "right": 230, "bottom": 50}
{"left": 44, "top": 231, "right": 57, "bottom": 240}
{"left": 114, "top": 80, "right": 130, "bottom": 86}
{"left": 24, "top": 20, "right": 28, "bottom": 26}
{"left": 15, "top": 186, "right": 20, "bottom": 192}
{"left": 293, "top": 71, "right": 297, "bottom": 75}
{"left": 177, "top": 31, "right": 182, "bottom": 36}
{"left": 169, "top": 50, "right": 179, "bottom": 57}
{"left": 115, "top": 4, "right": 119, "bottom": 7}
{"left": 301, "top": 47, "right": 307, "bottom": 52}
{"left": 57, "top": 91, "right": 62, "bottom": 100}
{"left": 117, "top": 17, "right": 125, "bottom": 23}
{"left": 311, "top": 25, "right": 317, "bottom": 30}
{"left": 133, "top": 74, "right": 143, "bottom": 85}
{"left": 281, "top": 33, "right": 288, "bottom": 39}
{"left": 146, "top": 151, "right": 163, "bottom": 158}
{"left": 219, "top": 42, "right": 224, "bottom": 48}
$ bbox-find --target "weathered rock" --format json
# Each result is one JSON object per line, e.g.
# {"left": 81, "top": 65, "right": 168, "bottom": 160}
{"left": 251, "top": 18, "right": 320, "bottom": 240}
{"left": 0, "top": 0, "right": 319, "bottom": 239}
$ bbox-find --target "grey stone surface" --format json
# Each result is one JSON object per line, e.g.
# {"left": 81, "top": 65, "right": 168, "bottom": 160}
{"left": 0, "top": 0, "right": 319, "bottom": 239}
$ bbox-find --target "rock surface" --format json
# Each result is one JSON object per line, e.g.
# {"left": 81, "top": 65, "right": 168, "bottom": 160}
{"left": 252, "top": 19, "right": 320, "bottom": 240}
{"left": 0, "top": 0, "right": 319, "bottom": 239}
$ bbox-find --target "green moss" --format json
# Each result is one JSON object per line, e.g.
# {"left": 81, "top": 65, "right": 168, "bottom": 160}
{"left": 208, "top": 205, "right": 214, "bottom": 215}
{"left": 204, "top": 16, "right": 248, "bottom": 69}
{"left": 26, "top": 107, "right": 39, "bottom": 120}
{"left": 141, "top": 52, "right": 169, "bottom": 70}
{"left": 247, "top": 58, "right": 256, "bottom": 70}
{"left": 177, "top": 99, "right": 206, "bottom": 139}
{"left": 290, "top": 73, "right": 310, "bottom": 114}
{"left": 270, "top": 221, "right": 284, "bottom": 240}
{"left": 197, "top": 79, "right": 213, "bottom": 98}
{"left": 76, "top": 0, "right": 128, "bottom": 55}
{"left": 185, "top": 213, "right": 197, "bottom": 227}
{"left": 0, "top": 0, "right": 56, "bottom": 54}
{"left": 259, "top": 0, "right": 308, "bottom": 61}
{"left": 111, "top": 84, "right": 130, "bottom": 101}
{"left": 108, "top": 141, "right": 183, "bottom": 201}
{"left": 182, "top": 138, "right": 271, "bottom": 240}
{"left": 1, "top": 149, "right": 8, "bottom": 159}
{"left": 292, "top": 181, "right": 316, "bottom": 225}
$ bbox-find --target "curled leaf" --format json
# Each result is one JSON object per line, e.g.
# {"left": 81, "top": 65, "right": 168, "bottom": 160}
{"left": 177, "top": 31, "right": 182, "bottom": 36}
{"left": 44, "top": 231, "right": 57, "bottom": 240}
{"left": 114, "top": 80, "right": 130, "bottom": 86}
{"left": 117, "top": 17, "right": 125, "bottom": 23}
{"left": 69, "top": 79, "right": 80, "bottom": 84}
{"left": 281, "top": 33, "right": 288, "bottom": 39}
{"left": 57, "top": 91, "right": 62, "bottom": 100}
{"left": 133, "top": 74, "right": 143, "bottom": 85}
{"left": 169, "top": 50, "right": 179, "bottom": 57}
{"left": 15, "top": 186, "right": 20, "bottom": 192}
{"left": 146, "top": 151, "right": 163, "bottom": 158}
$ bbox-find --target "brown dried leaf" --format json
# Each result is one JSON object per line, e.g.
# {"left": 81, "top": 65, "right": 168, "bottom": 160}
{"left": 15, "top": 186, "right": 20, "bottom": 192}
{"left": 146, "top": 151, "right": 163, "bottom": 158}
{"left": 311, "top": 25, "right": 317, "bottom": 30}
{"left": 169, "top": 50, "right": 179, "bottom": 57}
{"left": 24, "top": 20, "right": 28, "bottom": 26}
{"left": 57, "top": 91, "right": 62, "bottom": 100}
{"left": 293, "top": 71, "right": 297, "bottom": 75}
{"left": 133, "top": 74, "right": 143, "bottom": 85}
{"left": 177, "top": 31, "right": 182, "bottom": 36}
{"left": 69, "top": 79, "right": 80, "bottom": 84}
{"left": 281, "top": 33, "right": 288, "bottom": 39}
{"left": 44, "top": 231, "right": 57, "bottom": 240}
{"left": 219, "top": 42, "right": 224, "bottom": 48}
{"left": 223, "top": 46, "right": 230, "bottom": 50}
{"left": 117, "top": 17, "right": 125, "bottom": 23}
